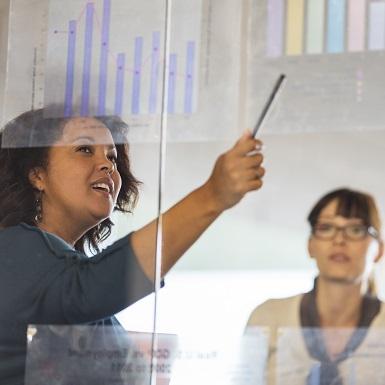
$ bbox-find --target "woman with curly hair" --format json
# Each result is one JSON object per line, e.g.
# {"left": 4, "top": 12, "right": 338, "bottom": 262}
{"left": 0, "top": 108, "right": 265, "bottom": 384}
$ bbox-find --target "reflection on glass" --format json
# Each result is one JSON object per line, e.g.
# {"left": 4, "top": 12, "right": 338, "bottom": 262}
{"left": 276, "top": 327, "right": 385, "bottom": 385}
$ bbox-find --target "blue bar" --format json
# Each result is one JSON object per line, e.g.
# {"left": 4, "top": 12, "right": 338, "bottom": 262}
{"left": 98, "top": 0, "right": 111, "bottom": 115}
{"left": 167, "top": 54, "right": 177, "bottom": 114}
{"left": 81, "top": 2, "right": 94, "bottom": 116}
{"left": 184, "top": 41, "right": 195, "bottom": 114}
{"left": 327, "top": 0, "right": 345, "bottom": 53}
{"left": 131, "top": 37, "right": 143, "bottom": 115}
{"left": 149, "top": 31, "right": 160, "bottom": 114}
{"left": 64, "top": 20, "right": 77, "bottom": 117}
{"left": 114, "top": 54, "right": 125, "bottom": 116}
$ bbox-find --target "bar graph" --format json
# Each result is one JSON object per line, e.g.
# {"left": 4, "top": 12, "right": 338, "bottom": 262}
{"left": 45, "top": 0, "right": 201, "bottom": 118}
{"left": 266, "top": 0, "right": 385, "bottom": 58}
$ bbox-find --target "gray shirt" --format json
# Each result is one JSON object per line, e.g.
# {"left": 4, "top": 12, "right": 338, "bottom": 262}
{"left": 0, "top": 223, "right": 154, "bottom": 384}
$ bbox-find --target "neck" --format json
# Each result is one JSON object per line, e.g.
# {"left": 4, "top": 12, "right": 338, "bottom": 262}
{"left": 38, "top": 210, "right": 93, "bottom": 246}
{"left": 316, "top": 275, "right": 365, "bottom": 328}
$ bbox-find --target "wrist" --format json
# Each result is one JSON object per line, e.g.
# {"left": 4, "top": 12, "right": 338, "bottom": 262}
{"left": 197, "top": 180, "right": 226, "bottom": 217}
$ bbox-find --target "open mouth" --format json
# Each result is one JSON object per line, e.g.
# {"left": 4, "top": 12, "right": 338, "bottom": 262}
{"left": 91, "top": 182, "right": 112, "bottom": 195}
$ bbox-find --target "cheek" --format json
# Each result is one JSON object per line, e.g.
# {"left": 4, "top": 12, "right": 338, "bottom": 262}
{"left": 113, "top": 172, "right": 122, "bottom": 199}
{"left": 309, "top": 239, "right": 328, "bottom": 259}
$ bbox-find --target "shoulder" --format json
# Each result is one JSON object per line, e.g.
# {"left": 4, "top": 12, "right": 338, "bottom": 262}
{"left": 0, "top": 223, "right": 75, "bottom": 258}
{"left": 0, "top": 223, "right": 44, "bottom": 246}
{"left": 371, "top": 301, "right": 385, "bottom": 326}
{"left": 246, "top": 294, "right": 303, "bottom": 327}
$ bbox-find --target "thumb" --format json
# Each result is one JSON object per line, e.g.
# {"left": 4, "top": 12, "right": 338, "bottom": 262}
{"left": 232, "top": 130, "right": 262, "bottom": 155}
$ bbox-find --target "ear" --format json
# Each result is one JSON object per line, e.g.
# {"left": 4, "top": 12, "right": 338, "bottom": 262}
{"left": 308, "top": 237, "right": 315, "bottom": 259}
{"left": 374, "top": 239, "right": 384, "bottom": 264}
{"left": 28, "top": 167, "right": 45, "bottom": 191}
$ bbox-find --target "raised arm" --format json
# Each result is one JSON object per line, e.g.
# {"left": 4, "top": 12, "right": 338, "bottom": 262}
{"left": 131, "top": 132, "right": 265, "bottom": 279}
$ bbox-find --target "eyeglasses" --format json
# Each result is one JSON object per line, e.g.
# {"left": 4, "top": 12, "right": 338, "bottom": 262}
{"left": 312, "top": 222, "right": 378, "bottom": 241}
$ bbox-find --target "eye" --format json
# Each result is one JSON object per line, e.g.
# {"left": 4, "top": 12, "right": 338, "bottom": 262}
{"left": 316, "top": 223, "right": 333, "bottom": 231}
{"left": 76, "top": 145, "right": 93, "bottom": 154}
{"left": 107, "top": 153, "right": 118, "bottom": 163}
{"left": 349, "top": 225, "right": 366, "bottom": 234}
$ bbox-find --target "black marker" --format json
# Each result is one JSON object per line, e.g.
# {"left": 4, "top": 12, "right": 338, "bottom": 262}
{"left": 252, "top": 74, "right": 286, "bottom": 137}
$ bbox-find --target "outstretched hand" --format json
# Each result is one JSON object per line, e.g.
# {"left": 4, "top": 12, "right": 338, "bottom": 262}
{"left": 203, "top": 131, "right": 265, "bottom": 212}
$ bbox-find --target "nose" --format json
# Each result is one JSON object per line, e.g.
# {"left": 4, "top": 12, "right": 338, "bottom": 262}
{"left": 98, "top": 157, "right": 115, "bottom": 175}
{"left": 333, "top": 228, "right": 346, "bottom": 245}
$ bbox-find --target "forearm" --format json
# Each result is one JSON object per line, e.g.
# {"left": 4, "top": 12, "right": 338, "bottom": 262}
{"left": 130, "top": 181, "right": 222, "bottom": 280}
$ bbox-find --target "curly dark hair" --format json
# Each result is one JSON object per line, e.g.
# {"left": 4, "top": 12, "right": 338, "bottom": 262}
{"left": 0, "top": 108, "right": 140, "bottom": 253}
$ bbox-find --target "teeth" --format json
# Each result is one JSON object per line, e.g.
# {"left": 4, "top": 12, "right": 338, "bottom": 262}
{"left": 92, "top": 183, "right": 110, "bottom": 193}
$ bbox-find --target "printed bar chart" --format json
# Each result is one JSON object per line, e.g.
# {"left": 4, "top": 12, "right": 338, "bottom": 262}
{"left": 46, "top": 0, "right": 201, "bottom": 119}
{"left": 97, "top": 0, "right": 111, "bottom": 115}
{"left": 81, "top": 2, "right": 94, "bottom": 116}
{"left": 266, "top": 0, "right": 385, "bottom": 58}
{"left": 114, "top": 53, "right": 125, "bottom": 116}
{"left": 168, "top": 54, "right": 177, "bottom": 114}
{"left": 149, "top": 31, "right": 161, "bottom": 114}
{"left": 184, "top": 42, "right": 195, "bottom": 114}
{"left": 64, "top": 20, "right": 77, "bottom": 117}
{"left": 131, "top": 36, "right": 143, "bottom": 115}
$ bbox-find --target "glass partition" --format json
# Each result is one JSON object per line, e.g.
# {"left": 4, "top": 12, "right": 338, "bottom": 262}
{"left": 2, "top": 0, "right": 385, "bottom": 384}
{"left": 276, "top": 328, "right": 385, "bottom": 385}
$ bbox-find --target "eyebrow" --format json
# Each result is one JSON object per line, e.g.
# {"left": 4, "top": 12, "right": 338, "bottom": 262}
{"left": 317, "top": 216, "right": 364, "bottom": 222}
{"left": 72, "top": 136, "right": 116, "bottom": 150}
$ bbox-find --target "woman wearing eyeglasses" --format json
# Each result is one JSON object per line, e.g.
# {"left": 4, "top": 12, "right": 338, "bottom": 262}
{"left": 246, "top": 188, "right": 385, "bottom": 385}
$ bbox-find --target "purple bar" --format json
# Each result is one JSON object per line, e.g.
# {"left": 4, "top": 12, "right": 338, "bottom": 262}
{"left": 149, "top": 32, "right": 160, "bottom": 114}
{"left": 167, "top": 54, "right": 177, "bottom": 114}
{"left": 98, "top": 0, "right": 111, "bottom": 115}
{"left": 266, "top": 0, "right": 284, "bottom": 57}
{"left": 131, "top": 37, "right": 143, "bottom": 115}
{"left": 114, "top": 53, "right": 125, "bottom": 116}
{"left": 81, "top": 2, "right": 94, "bottom": 116}
{"left": 368, "top": 2, "right": 385, "bottom": 50}
{"left": 348, "top": 0, "right": 365, "bottom": 52}
{"left": 64, "top": 20, "right": 77, "bottom": 117}
{"left": 184, "top": 41, "right": 195, "bottom": 114}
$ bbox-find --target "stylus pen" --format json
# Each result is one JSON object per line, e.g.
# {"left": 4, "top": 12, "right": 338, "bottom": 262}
{"left": 252, "top": 74, "right": 286, "bottom": 137}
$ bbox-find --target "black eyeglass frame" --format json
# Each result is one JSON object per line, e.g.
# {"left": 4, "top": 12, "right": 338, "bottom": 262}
{"left": 311, "top": 223, "right": 379, "bottom": 241}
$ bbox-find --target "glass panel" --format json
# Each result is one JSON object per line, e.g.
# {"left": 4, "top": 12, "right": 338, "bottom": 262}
{"left": 277, "top": 328, "right": 385, "bottom": 385}
{"left": 0, "top": 0, "right": 166, "bottom": 383}
{"left": 0, "top": 0, "right": 10, "bottom": 126}
{"left": 249, "top": 0, "right": 385, "bottom": 133}
{"left": 25, "top": 325, "right": 178, "bottom": 385}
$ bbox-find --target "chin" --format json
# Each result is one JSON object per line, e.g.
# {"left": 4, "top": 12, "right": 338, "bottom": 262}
{"left": 87, "top": 212, "right": 111, "bottom": 228}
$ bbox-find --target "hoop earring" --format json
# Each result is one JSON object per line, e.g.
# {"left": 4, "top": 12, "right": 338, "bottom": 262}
{"left": 35, "top": 190, "right": 43, "bottom": 223}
